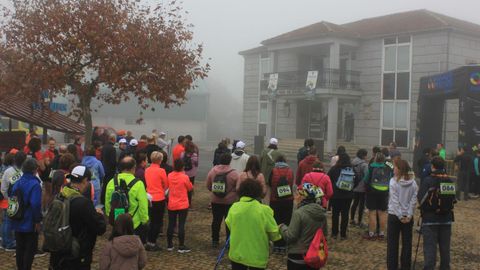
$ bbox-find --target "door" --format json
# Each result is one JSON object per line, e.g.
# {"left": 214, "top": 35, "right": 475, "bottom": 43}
{"left": 296, "top": 100, "right": 309, "bottom": 139}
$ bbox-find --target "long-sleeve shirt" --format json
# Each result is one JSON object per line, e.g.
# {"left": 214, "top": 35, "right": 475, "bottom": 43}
{"left": 11, "top": 173, "right": 42, "bottom": 232}
{"left": 388, "top": 177, "right": 418, "bottom": 219}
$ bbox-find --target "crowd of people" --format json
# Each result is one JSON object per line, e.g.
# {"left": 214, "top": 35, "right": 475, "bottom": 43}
{"left": 0, "top": 130, "right": 468, "bottom": 270}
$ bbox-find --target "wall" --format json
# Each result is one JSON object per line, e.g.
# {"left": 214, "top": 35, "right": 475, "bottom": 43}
{"left": 354, "top": 38, "right": 383, "bottom": 147}
{"left": 242, "top": 54, "right": 261, "bottom": 143}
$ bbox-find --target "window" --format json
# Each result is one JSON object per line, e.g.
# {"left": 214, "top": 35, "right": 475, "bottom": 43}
{"left": 383, "top": 74, "right": 395, "bottom": 100}
{"left": 381, "top": 36, "right": 411, "bottom": 147}
{"left": 259, "top": 52, "right": 272, "bottom": 80}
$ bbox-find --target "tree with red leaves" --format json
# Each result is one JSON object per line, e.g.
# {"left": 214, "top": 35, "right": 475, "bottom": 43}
{"left": 0, "top": 0, "right": 209, "bottom": 146}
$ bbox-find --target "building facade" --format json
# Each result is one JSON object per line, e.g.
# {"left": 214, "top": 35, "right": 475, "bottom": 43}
{"left": 240, "top": 10, "right": 480, "bottom": 159}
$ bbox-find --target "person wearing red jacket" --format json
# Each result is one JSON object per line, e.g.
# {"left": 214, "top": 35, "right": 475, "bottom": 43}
{"left": 166, "top": 158, "right": 193, "bottom": 253}
{"left": 296, "top": 147, "right": 318, "bottom": 185}
{"left": 268, "top": 155, "right": 294, "bottom": 253}
{"left": 301, "top": 161, "right": 334, "bottom": 208}
{"left": 145, "top": 151, "right": 169, "bottom": 251}
{"left": 172, "top": 136, "right": 186, "bottom": 163}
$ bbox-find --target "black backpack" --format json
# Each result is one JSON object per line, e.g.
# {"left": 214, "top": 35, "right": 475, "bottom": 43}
{"left": 7, "top": 187, "right": 25, "bottom": 221}
{"left": 212, "top": 170, "right": 234, "bottom": 198}
{"left": 43, "top": 193, "right": 82, "bottom": 257}
{"left": 183, "top": 154, "right": 193, "bottom": 171}
{"left": 422, "top": 174, "right": 456, "bottom": 215}
{"left": 275, "top": 175, "right": 293, "bottom": 199}
{"left": 109, "top": 175, "right": 139, "bottom": 226}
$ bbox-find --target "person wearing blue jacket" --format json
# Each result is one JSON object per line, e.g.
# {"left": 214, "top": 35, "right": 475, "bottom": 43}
{"left": 82, "top": 146, "right": 105, "bottom": 206}
{"left": 10, "top": 158, "right": 42, "bottom": 270}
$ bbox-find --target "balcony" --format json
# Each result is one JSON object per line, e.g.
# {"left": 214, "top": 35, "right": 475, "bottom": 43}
{"left": 260, "top": 69, "right": 360, "bottom": 94}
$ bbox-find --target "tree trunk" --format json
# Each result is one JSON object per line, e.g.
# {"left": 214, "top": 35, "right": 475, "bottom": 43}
{"left": 80, "top": 94, "right": 93, "bottom": 150}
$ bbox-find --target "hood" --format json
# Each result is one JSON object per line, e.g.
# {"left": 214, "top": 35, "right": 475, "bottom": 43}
{"left": 275, "top": 162, "right": 289, "bottom": 168}
{"left": 352, "top": 157, "right": 366, "bottom": 167}
{"left": 398, "top": 178, "right": 415, "bottom": 187}
{"left": 82, "top": 156, "right": 98, "bottom": 167}
{"left": 61, "top": 185, "right": 81, "bottom": 198}
{"left": 300, "top": 202, "right": 326, "bottom": 222}
{"left": 232, "top": 150, "right": 245, "bottom": 160}
{"left": 304, "top": 155, "right": 317, "bottom": 164}
{"left": 112, "top": 235, "right": 141, "bottom": 257}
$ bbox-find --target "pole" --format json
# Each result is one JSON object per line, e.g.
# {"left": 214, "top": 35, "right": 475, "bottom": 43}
{"left": 413, "top": 218, "right": 423, "bottom": 270}
{"left": 214, "top": 236, "right": 230, "bottom": 270}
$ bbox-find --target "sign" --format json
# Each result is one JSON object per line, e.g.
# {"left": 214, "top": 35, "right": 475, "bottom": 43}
{"left": 267, "top": 73, "right": 279, "bottom": 91}
{"left": 426, "top": 71, "right": 453, "bottom": 93}
{"left": 306, "top": 71, "right": 318, "bottom": 90}
{"left": 469, "top": 72, "right": 480, "bottom": 92}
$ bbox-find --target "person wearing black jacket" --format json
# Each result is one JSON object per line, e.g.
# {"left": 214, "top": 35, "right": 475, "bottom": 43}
{"left": 213, "top": 140, "right": 231, "bottom": 166}
{"left": 417, "top": 157, "right": 455, "bottom": 270}
{"left": 49, "top": 165, "right": 106, "bottom": 270}
{"left": 328, "top": 153, "right": 354, "bottom": 240}
{"left": 101, "top": 134, "right": 117, "bottom": 204}
{"left": 453, "top": 147, "right": 472, "bottom": 200}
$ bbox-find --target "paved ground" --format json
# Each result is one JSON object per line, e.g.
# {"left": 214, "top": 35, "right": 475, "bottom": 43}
{"left": 0, "top": 147, "right": 479, "bottom": 269}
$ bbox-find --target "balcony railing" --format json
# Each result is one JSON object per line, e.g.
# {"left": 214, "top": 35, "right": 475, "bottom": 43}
{"left": 260, "top": 69, "right": 360, "bottom": 93}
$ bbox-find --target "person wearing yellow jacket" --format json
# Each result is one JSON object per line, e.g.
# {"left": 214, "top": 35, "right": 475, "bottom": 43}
{"left": 226, "top": 178, "right": 281, "bottom": 270}
{"left": 105, "top": 156, "right": 149, "bottom": 244}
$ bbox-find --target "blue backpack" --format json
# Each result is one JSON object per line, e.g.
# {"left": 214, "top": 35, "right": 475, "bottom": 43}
{"left": 336, "top": 167, "right": 355, "bottom": 191}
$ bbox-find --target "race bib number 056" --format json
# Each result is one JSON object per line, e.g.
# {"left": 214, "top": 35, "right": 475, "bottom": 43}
{"left": 440, "top": 183, "right": 456, "bottom": 195}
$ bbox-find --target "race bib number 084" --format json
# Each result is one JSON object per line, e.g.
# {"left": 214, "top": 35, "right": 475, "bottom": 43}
{"left": 440, "top": 183, "right": 456, "bottom": 195}
{"left": 277, "top": 185, "right": 292, "bottom": 197}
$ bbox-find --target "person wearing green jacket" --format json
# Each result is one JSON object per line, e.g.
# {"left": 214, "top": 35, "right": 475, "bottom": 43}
{"left": 226, "top": 178, "right": 281, "bottom": 270}
{"left": 260, "top": 138, "right": 283, "bottom": 203}
{"left": 105, "top": 156, "right": 149, "bottom": 244}
{"left": 437, "top": 143, "right": 446, "bottom": 160}
{"left": 280, "top": 183, "right": 327, "bottom": 270}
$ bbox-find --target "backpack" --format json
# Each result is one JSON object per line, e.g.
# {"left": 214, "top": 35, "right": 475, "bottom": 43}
{"left": 369, "top": 166, "right": 391, "bottom": 192}
{"left": 304, "top": 228, "right": 328, "bottom": 268}
{"left": 275, "top": 174, "right": 293, "bottom": 199}
{"left": 183, "top": 153, "right": 193, "bottom": 171}
{"left": 7, "top": 187, "right": 25, "bottom": 221}
{"left": 212, "top": 170, "right": 234, "bottom": 198}
{"left": 336, "top": 167, "right": 355, "bottom": 191}
{"left": 422, "top": 175, "right": 456, "bottom": 215}
{"left": 109, "top": 175, "right": 140, "bottom": 226}
{"left": 7, "top": 168, "right": 22, "bottom": 196}
{"left": 43, "top": 193, "right": 82, "bottom": 257}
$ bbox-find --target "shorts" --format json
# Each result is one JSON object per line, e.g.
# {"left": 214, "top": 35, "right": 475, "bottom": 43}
{"left": 366, "top": 192, "right": 388, "bottom": 211}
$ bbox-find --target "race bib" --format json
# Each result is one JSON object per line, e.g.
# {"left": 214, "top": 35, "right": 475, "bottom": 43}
{"left": 277, "top": 185, "right": 292, "bottom": 197}
{"left": 212, "top": 182, "right": 226, "bottom": 193}
{"left": 440, "top": 183, "right": 456, "bottom": 195}
{"left": 338, "top": 180, "right": 353, "bottom": 191}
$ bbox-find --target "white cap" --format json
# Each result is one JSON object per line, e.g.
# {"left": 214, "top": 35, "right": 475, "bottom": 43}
{"left": 269, "top": 138, "right": 278, "bottom": 146}
{"left": 236, "top": 141, "right": 246, "bottom": 149}
{"left": 118, "top": 138, "right": 127, "bottom": 144}
{"left": 159, "top": 132, "right": 166, "bottom": 136}
{"left": 130, "top": 139, "right": 138, "bottom": 146}
{"left": 71, "top": 165, "right": 87, "bottom": 178}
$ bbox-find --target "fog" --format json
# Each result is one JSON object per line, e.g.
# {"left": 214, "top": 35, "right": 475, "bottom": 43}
{"left": 173, "top": 0, "right": 480, "bottom": 141}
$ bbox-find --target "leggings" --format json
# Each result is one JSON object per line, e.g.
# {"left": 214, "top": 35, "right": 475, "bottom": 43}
{"left": 167, "top": 209, "right": 188, "bottom": 246}
{"left": 350, "top": 192, "right": 365, "bottom": 224}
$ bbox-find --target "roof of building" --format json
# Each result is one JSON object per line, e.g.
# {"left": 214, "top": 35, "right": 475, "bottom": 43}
{"left": 259, "top": 9, "right": 480, "bottom": 46}
{"left": 238, "top": 45, "right": 268, "bottom": 55}
{"left": 0, "top": 97, "right": 85, "bottom": 135}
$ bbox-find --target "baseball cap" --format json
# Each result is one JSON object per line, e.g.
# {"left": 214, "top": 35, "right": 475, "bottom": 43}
{"left": 66, "top": 165, "right": 91, "bottom": 182}
{"left": 159, "top": 131, "right": 166, "bottom": 136}
{"left": 118, "top": 138, "right": 127, "bottom": 144}
{"left": 130, "top": 139, "right": 138, "bottom": 146}
{"left": 236, "top": 141, "right": 246, "bottom": 149}
{"left": 269, "top": 138, "right": 278, "bottom": 146}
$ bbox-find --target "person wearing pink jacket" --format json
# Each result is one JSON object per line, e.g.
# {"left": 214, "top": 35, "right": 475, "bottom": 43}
{"left": 300, "top": 161, "right": 333, "bottom": 208}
